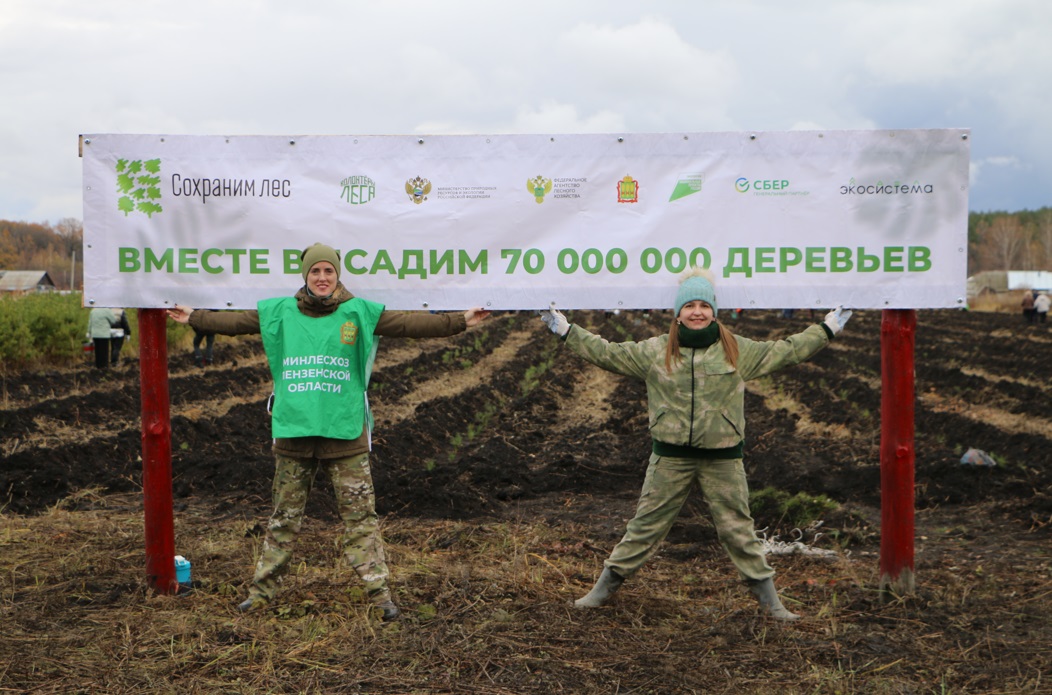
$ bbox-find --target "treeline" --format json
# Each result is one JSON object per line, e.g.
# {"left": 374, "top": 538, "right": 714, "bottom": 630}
{"left": 0, "top": 219, "right": 83, "bottom": 290}
{"left": 968, "top": 207, "right": 1052, "bottom": 274}
{"left": 2, "top": 208, "right": 1050, "bottom": 286}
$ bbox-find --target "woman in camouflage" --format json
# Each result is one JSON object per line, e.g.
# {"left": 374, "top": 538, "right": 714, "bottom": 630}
{"left": 168, "top": 242, "right": 490, "bottom": 621}
{"left": 539, "top": 268, "right": 851, "bottom": 620}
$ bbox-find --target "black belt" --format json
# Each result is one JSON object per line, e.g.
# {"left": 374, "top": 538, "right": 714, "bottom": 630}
{"left": 652, "top": 439, "right": 744, "bottom": 460}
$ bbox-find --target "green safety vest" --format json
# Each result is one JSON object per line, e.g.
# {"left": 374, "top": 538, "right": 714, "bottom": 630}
{"left": 258, "top": 296, "right": 384, "bottom": 440}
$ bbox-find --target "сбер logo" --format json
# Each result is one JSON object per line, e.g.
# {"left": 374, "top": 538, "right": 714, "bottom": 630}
{"left": 405, "top": 176, "right": 432, "bottom": 204}
{"left": 116, "top": 158, "right": 163, "bottom": 218}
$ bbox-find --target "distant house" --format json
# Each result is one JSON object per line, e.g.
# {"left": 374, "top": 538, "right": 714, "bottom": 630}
{"left": 967, "top": 270, "right": 1052, "bottom": 298}
{"left": 0, "top": 270, "right": 57, "bottom": 293}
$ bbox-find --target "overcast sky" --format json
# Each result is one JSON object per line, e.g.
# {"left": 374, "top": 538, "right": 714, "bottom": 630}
{"left": 2, "top": 0, "right": 1048, "bottom": 225}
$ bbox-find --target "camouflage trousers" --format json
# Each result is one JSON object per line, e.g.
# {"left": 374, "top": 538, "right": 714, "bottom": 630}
{"left": 247, "top": 451, "right": 392, "bottom": 604}
{"left": 604, "top": 455, "right": 774, "bottom": 582}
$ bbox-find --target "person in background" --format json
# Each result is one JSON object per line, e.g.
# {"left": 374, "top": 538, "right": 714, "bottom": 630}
{"left": 1034, "top": 292, "right": 1050, "bottom": 324}
{"left": 192, "top": 319, "right": 216, "bottom": 367}
{"left": 88, "top": 307, "right": 119, "bottom": 370}
{"left": 167, "top": 242, "right": 491, "bottom": 622}
{"left": 1022, "top": 291, "right": 1036, "bottom": 324}
{"left": 539, "top": 268, "right": 852, "bottom": 621}
{"left": 110, "top": 309, "right": 131, "bottom": 367}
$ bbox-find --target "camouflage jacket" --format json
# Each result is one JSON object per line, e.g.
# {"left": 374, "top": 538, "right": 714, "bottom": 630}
{"left": 189, "top": 284, "right": 467, "bottom": 459}
{"left": 564, "top": 323, "right": 830, "bottom": 451}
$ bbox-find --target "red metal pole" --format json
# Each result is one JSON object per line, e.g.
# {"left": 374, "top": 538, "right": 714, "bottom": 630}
{"left": 879, "top": 309, "right": 916, "bottom": 596}
{"left": 138, "top": 308, "right": 177, "bottom": 594}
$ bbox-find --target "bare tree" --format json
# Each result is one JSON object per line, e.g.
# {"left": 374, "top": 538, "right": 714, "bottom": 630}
{"left": 1035, "top": 209, "right": 1052, "bottom": 270}
{"left": 53, "top": 218, "right": 84, "bottom": 291}
{"left": 54, "top": 218, "right": 83, "bottom": 255}
{"left": 976, "top": 216, "right": 1027, "bottom": 270}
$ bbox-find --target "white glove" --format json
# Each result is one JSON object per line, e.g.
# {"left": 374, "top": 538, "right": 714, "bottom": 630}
{"left": 823, "top": 305, "right": 853, "bottom": 335}
{"left": 539, "top": 308, "right": 570, "bottom": 337}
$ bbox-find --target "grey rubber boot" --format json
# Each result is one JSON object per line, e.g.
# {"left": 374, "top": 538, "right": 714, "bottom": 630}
{"left": 748, "top": 577, "right": 800, "bottom": 621}
{"left": 375, "top": 600, "right": 401, "bottom": 622}
{"left": 236, "top": 595, "right": 267, "bottom": 613}
{"left": 574, "top": 567, "right": 624, "bottom": 608}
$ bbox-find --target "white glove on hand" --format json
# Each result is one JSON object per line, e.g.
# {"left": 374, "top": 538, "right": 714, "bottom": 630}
{"left": 823, "top": 305, "right": 853, "bottom": 336}
{"left": 539, "top": 308, "right": 570, "bottom": 337}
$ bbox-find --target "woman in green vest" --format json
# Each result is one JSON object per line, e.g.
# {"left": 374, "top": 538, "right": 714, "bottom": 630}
{"left": 539, "top": 268, "right": 851, "bottom": 620}
{"left": 168, "top": 243, "right": 490, "bottom": 621}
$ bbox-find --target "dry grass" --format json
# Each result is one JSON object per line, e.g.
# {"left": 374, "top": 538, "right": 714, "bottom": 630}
{"left": 2, "top": 492, "right": 1050, "bottom": 694}
{"left": 746, "top": 375, "right": 856, "bottom": 441}
{"left": 373, "top": 329, "right": 535, "bottom": 429}
{"left": 968, "top": 291, "right": 1034, "bottom": 314}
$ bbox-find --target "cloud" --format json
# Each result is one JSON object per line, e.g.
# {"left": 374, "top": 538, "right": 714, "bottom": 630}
{"left": 970, "top": 155, "right": 1024, "bottom": 185}
{"left": 510, "top": 102, "right": 626, "bottom": 133}
{"left": 2, "top": 1, "right": 1051, "bottom": 221}
{"left": 554, "top": 18, "right": 739, "bottom": 131}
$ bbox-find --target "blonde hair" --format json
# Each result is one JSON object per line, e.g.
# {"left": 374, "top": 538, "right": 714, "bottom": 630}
{"left": 664, "top": 317, "right": 739, "bottom": 373}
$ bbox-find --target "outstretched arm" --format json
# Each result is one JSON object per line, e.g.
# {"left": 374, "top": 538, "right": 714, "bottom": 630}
{"left": 538, "top": 308, "right": 651, "bottom": 380}
{"left": 464, "top": 307, "right": 491, "bottom": 327}
{"left": 166, "top": 305, "right": 194, "bottom": 324}
{"left": 166, "top": 305, "right": 261, "bottom": 336}
{"left": 736, "top": 306, "right": 852, "bottom": 380}
{"left": 375, "top": 307, "right": 488, "bottom": 338}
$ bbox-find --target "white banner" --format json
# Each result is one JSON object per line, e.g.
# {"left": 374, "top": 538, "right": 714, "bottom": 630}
{"left": 81, "top": 130, "right": 969, "bottom": 311}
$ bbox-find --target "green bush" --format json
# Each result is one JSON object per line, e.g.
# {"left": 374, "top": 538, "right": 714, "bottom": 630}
{"left": 749, "top": 486, "right": 839, "bottom": 529}
{"left": 0, "top": 293, "right": 85, "bottom": 369}
{"left": 0, "top": 294, "right": 235, "bottom": 370}
{"left": 165, "top": 318, "right": 196, "bottom": 354}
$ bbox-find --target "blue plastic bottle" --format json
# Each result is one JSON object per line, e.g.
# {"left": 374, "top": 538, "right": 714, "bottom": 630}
{"left": 174, "top": 555, "right": 192, "bottom": 590}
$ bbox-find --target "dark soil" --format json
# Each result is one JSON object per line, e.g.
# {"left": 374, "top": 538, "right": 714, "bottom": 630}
{"left": 4, "top": 309, "right": 1049, "bottom": 529}
{"left": 2, "top": 308, "right": 1051, "bottom": 693}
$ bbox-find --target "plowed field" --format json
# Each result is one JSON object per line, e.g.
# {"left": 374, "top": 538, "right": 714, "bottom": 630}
{"left": 2, "top": 309, "right": 1050, "bottom": 693}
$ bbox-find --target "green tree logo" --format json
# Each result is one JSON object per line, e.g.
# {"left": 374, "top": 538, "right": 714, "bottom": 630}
{"left": 116, "top": 158, "right": 163, "bottom": 218}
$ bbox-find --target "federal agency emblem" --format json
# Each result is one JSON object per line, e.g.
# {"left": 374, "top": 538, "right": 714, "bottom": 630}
{"left": 617, "top": 175, "right": 639, "bottom": 203}
{"left": 527, "top": 175, "right": 553, "bottom": 204}
{"left": 405, "top": 176, "right": 432, "bottom": 204}
{"left": 340, "top": 321, "right": 359, "bottom": 346}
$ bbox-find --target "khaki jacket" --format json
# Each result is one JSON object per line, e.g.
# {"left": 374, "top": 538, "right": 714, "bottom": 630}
{"left": 88, "top": 308, "right": 119, "bottom": 339}
{"left": 189, "top": 287, "right": 467, "bottom": 458}
{"left": 564, "top": 323, "right": 830, "bottom": 450}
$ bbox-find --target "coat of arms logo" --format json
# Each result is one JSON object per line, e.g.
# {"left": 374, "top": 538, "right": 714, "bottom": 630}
{"left": 617, "top": 175, "right": 639, "bottom": 203}
{"left": 340, "top": 321, "right": 359, "bottom": 346}
{"left": 405, "top": 176, "right": 432, "bottom": 204}
{"left": 527, "top": 175, "right": 553, "bottom": 204}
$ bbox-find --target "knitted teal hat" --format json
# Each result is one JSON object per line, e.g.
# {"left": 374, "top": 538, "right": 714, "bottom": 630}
{"left": 675, "top": 268, "right": 718, "bottom": 317}
{"left": 300, "top": 243, "right": 341, "bottom": 282}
